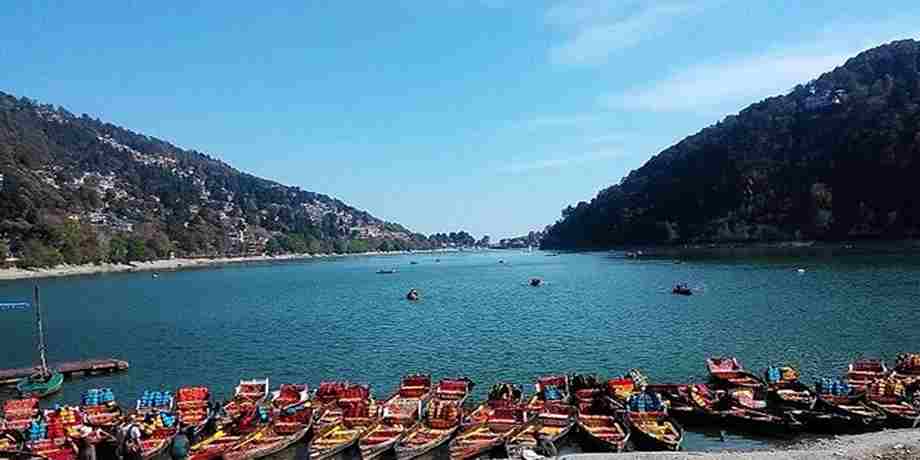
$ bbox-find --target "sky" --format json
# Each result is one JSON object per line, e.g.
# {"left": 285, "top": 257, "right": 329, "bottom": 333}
{"left": 2, "top": 1, "right": 920, "bottom": 239}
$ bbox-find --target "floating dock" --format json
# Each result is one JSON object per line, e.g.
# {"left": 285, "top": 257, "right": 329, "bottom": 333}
{"left": 0, "top": 358, "right": 129, "bottom": 385}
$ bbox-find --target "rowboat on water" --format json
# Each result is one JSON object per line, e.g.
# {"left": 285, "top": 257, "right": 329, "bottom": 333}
{"left": 526, "top": 375, "right": 570, "bottom": 411}
{"left": 570, "top": 374, "right": 603, "bottom": 406}
{"left": 846, "top": 359, "right": 888, "bottom": 392}
{"left": 865, "top": 378, "right": 920, "bottom": 428}
{"left": 449, "top": 404, "right": 531, "bottom": 460}
{"left": 720, "top": 407, "right": 802, "bottom": 437}
{"left": 223, "top": 404, "right": 314, "bottom": 460}
{"left": 314, "top": 383, "right": 374, "bottom": 431}
{"left": 81, "top": 388, "right": 123, "bottom": 429}
{"left": 188, "top": 430, "right": 246, "bottom": 460}
{"left": 575, "top": 399, "right": 629, "bottom": 452}
{"left": 309, "top": 400, "right": 377, "bottom": 460}
{"left": 25, "top": 406, "right": 84, "bottom": 460}
{"left": 466, "top": 382, "right": 523, "bottom": 425}
{"left": 270, "top": 384, "right": 310, "bottom": 411}
{"left": 132, "top": 390, "right": 179, "bottom": 460}
{"left": 624, "top": 392, "right": 683, "bottom": 451}
{"left": 727, "top": 387, "right": 768, "bottom": 411}
{"left": 3, "top": 398, "right": 40, "bottom": 432}
{"left": 814, "top": 378, "right": 886, "bottom": 430}
{"left": 359, "top": 374, "right": 433, "bottom": 460}
{"left": 644, "top": 384, "right": 709, "bottom": 425}
{"left": 893, "top": 353, "right": 920, "bottom": 383}
{"left": 506, "top": 403, "right": 574, "bottom": 460}
{"left": 606, "top": 369, "right": 648, "bottom": 404}
{"left": 175, "top": 386, "right": 213, "bottom": 436}
{"left": 706, "top": 357, "right": 765, "bottom": 388}
{"left": 395, "top": 378, "right": 473, "bottom": 460}
{"left": 222, "top": 378, "right": 270, "bottom": 422}
{"left": 763, "top": 366, "right": 816, "bottom": 411}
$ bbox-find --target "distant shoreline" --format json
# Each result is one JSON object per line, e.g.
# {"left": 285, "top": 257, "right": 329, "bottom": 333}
{"left": 549, "top": 239, "right": 920, "bottom": 258}
{"left": 0, "top": 249, "right": 461, "bottom": 281}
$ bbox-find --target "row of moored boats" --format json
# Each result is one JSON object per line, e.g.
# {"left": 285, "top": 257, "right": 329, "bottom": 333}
{"left": 4, "top": 353, "right": 920, "bottom": 460}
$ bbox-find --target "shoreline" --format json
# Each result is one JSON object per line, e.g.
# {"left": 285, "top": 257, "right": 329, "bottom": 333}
{"left": 557, "top": 428, "right": 919, "bottom": 459}
{"left": 0, "top": 249, "right": 460, "bottom": 281}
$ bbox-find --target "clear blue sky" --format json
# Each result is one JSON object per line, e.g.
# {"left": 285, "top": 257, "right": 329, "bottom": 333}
{"left": 2, "top": 1, "right": 919, "bottom": 239}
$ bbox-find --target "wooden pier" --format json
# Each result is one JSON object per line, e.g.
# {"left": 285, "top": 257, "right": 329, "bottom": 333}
{"left": 0, "top": 358, "right": 129, "bottom": 385}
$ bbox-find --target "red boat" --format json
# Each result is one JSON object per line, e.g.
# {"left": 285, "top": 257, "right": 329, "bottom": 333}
{"left": 359, "top": 374, "right": 433, "bottom": 460}
{"left": 175, "top": 386, "right": 211, "bottom": 435}
{"left": 3, "top": 398, "right": 39, "bottom": 432}
{"left": 395, "top": 378, "right": 473, "bottom": 460}
{"left": 223, "top": 405, "right": 314, "bottom": 460}
{"left": 506, "top": 403, "right": 575, "bottom": 459}
{"left": 575, "top": 399, "right": 629, "bottom": 452}
{"left": 466, "top": 382, "right": 523, "bottom": 425}
{"left": 270, "top": 384, "right": 309, "bottom": 411}
{"left": 449, "top": 404, "right": 530, "bottom": 460}
{"left": 525, "top": 375, "right": 569, "bottom": 411}
{"left": 314, "top": 382, "right": 374, "bottom": 431}
{"left": 706, "top": 357, "right": 765, "bottom": 388}
{"left": 893, "top": 353, "right": 920, "bottom": 382}
{"left": 866, "top": 378, "right": 920, "bottom": 428}
{"left": 846, "top": 359, "right": 888, "bottom": 392}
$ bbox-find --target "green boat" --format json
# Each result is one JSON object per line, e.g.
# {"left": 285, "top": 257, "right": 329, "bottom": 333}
{"left": 16, "top": 285, "right": 64, "bottom": 398}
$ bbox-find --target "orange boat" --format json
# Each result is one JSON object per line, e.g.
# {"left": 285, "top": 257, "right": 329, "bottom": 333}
{"left": 525, "top": 375, "right": 569, "bottom": 411}
{"left": 222, "top": 379, "right": 270, "bottom": 423}
{"left": 223, "top": 404, "right": 314, "bottom": 460}
{"left": 506, "top": 403, "right": 574, "bottom": 459}
{"left": 575, "top": 399, "right": 629, "bottom": 452}
{"left": 3, "top": 398, "right": 40, "bottom": 432}
{"left": 466, "top": 382, "right": 522, "bottom": 425}
{"left": 846, "top": 359, "right": 888, "bottom": 392}
{"left": 270, "top": 384, "right": 310, "bottom": 411}
{"left": 310, "top": 400, "right": 377, "bottom": 460}
{"left": 866, "top": 378, "right": 920, "bottom": 428}
{"left": 359, "top": 374, "right": 433, "bottom": 460}
{"left": 449, "top": 404, "right": 530, "bottom": 460}
{"left": 175, "top": 386, "right": 212, "bottom": 435}
{"left": 395, "top": 378, "right": 473, "bottom": 460}
{"left": 706, "top": 357, "right": 765, "bottom": 388}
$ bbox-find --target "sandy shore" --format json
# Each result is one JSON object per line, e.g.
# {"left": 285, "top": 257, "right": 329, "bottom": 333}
{"left": 0, "top": 249, "right": 456, "bottom": 281}
{"left": 555, "top": 429, "right": 920, "bottom": 460}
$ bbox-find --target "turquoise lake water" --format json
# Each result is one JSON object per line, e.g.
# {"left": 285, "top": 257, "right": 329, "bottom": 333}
{"left": 1, "top": 250, "right": 919, "bottom": 453}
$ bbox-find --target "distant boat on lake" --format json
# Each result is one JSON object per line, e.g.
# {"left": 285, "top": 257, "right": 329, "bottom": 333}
{"left": 377, "top": 269, "right": 398, "bottom": 274}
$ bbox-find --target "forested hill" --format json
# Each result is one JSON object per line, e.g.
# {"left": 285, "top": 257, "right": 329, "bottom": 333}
{"left": 0, "top": 91, "right": 434, "bottom": 266}
{"left": 542, "top": 39, "right": 920, "bottom": 250}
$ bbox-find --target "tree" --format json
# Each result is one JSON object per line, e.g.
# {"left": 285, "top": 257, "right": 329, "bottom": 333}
{"left": 20, "top": 239, "right": 63, "bottom": 268}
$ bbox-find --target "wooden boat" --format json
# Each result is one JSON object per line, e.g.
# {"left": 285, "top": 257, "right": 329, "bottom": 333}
{"left": 727, "top": 387, "right": 768, "bottom": 410}
{"left": 706, "top": 357, "right": 764, "bottom": 388}
{"left": 359, "top": 374, "right": 433, "bottom": 460}
{"left": 17, "top": 288, "right": 63, "bottom": 399}
{"left": 506, "top": 403, "right": 574, "bottom": 459}
{"left": 525, "top": 375, "right": 569, "bottom": 411}
{"left": 133, "top": 390, "right": 179, "bottom": 460}
{"left": 645, "top": 384, "right": 710, "bottom": 425}
{"left": 672, "top": 284, "right": 692, "bottom": 295}
{"left": 309, "top": 400, "right": 376, "bottom": 460}
{"left": 720, "top": 407, "right": 802, "bottom": 437}
{"left": 81, "top": 388, "right": 123, "bottom": 428}
{"left": 25, "top": 439, "right": 76, "bottom": 460}
{"left": 3, "top": 398, "right": 40, "bottom": 432}
{"left": 787, "top": 409, "right": 868, "bottom": 434}
{"left": 606, "top": 369, "right": 648, "bottom": 404}
{"left": 270, "top": 384, "right": 309, "bottom": 411}
{"left": 188, "top": 430, "right": 246, "bottom": 460}
{"left": 570, "top": 374, "right": 603, "bottom": 406}
{"left": 815, "top": 378, "right": 886, "bottom": 429}
{"left": 763, "top": 366, "right": 816, "bottom": 411}
{"left": 449, "top": 405, "right": 530, "bottom": 460}
{"left": 466, "top": 382, "right": 523, "bottom": 425}
{"left": 223, "top": 378, "right": 270, "bottom": 421}
{"left": 395, "top": 378, "right": 473, "bottom": 460}
{"left": 314, "top": 383, "right": 374, "bottom": 431}
{"left": 575, "top": 403, "right": 629, "bottom": 452}
{"left": 624, "top": 392, "right": 682, "bottom": 451}
{"left": 893, "top": 352, "right": 920, "bottom": 383}
{"left": 866, "top": 378, "right": 920, "bottom": 428}
{"left": 176, "top": 386, "right": 212, "bottom": 435}
{"left": 846, "top": 359, "right": 888, "bottom": 391}
{"left": 223, "top": 405, "right": 314, "bottom": 460}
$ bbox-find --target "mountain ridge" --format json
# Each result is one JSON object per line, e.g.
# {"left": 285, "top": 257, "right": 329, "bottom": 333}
{"left": 0, "top": 91, "right": 435, "bottom": 266}
{"left": 542, "top": 39, "right": 920, "bottom": 249}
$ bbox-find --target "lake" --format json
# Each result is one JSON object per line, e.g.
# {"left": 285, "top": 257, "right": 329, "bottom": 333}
{"left": 1, "top": 249, "right": 918, "bottom": 453}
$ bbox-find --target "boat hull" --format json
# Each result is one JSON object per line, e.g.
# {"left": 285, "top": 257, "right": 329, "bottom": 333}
{"left": 224, "top": 425, "right": 311, "bottom": 460}
{"left": 394, "top": 426, "right": 458, "bottom": 460}
{"left": 16, "top": 372, "right": 64, "bottom": 398}
{"left": 625, "top": 414, "right": 682, "bottom": 451}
